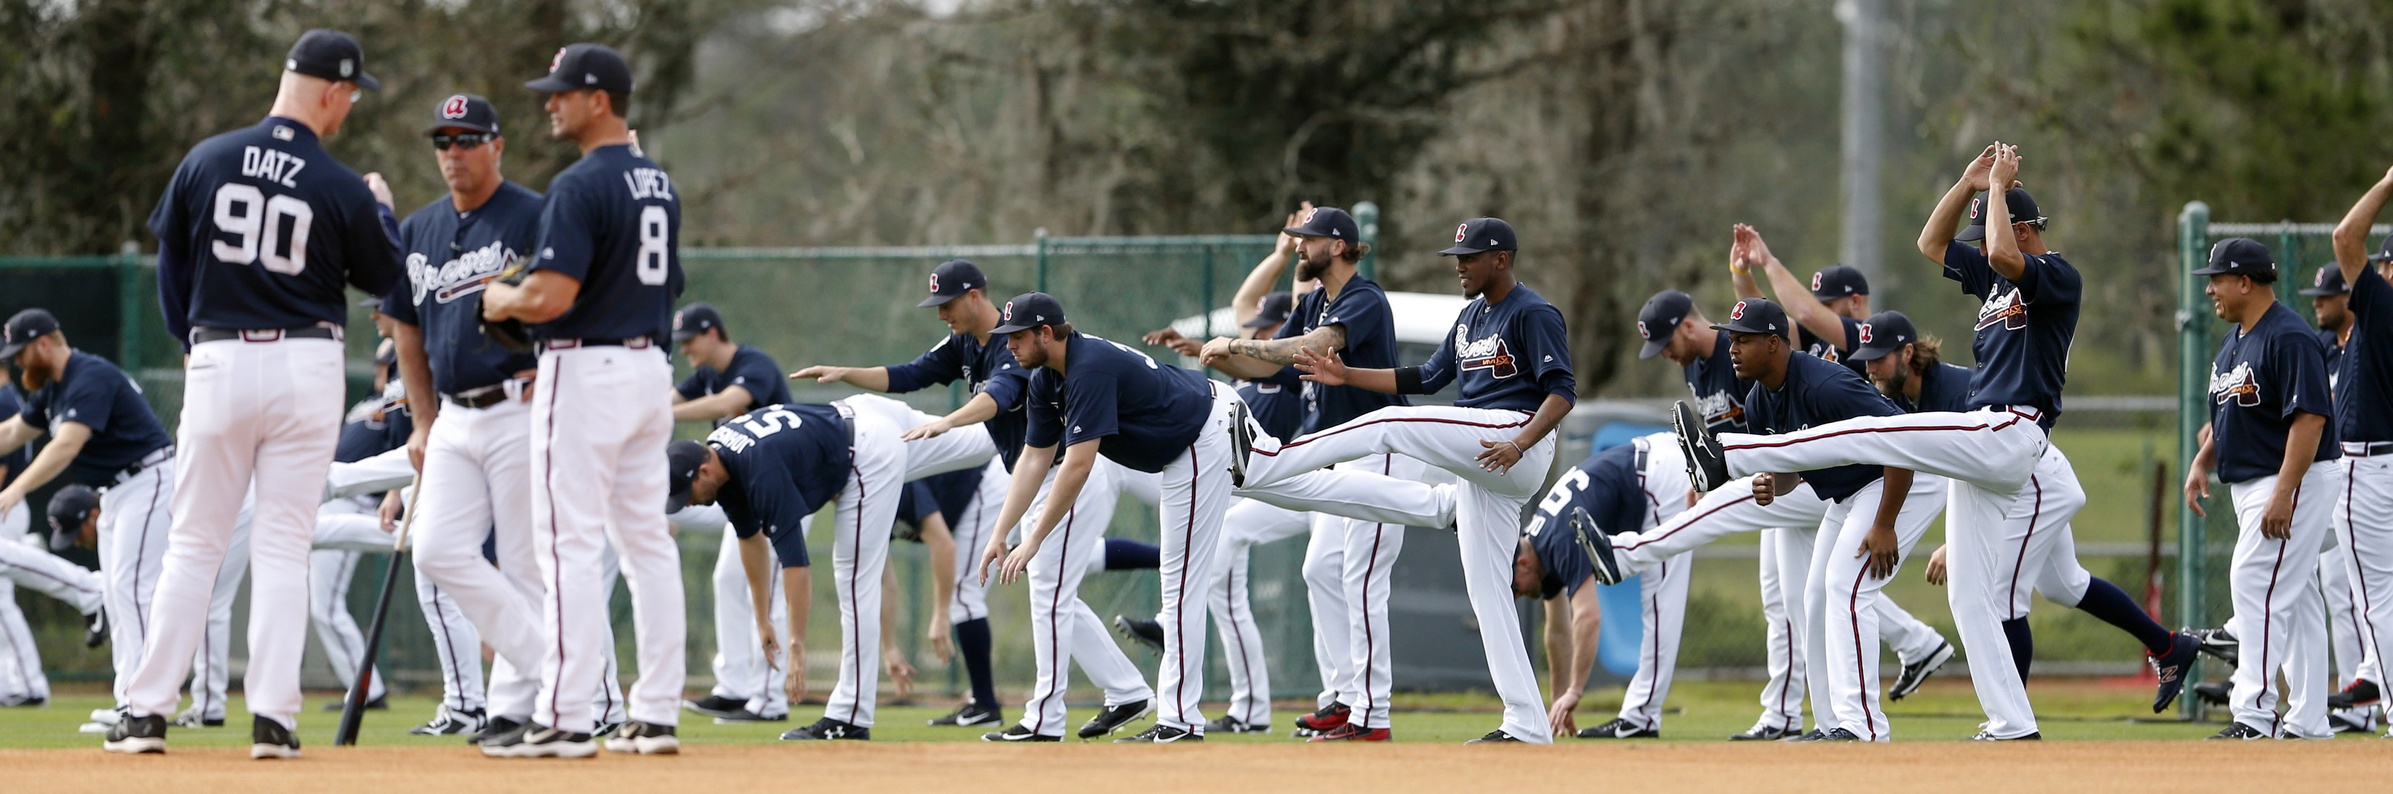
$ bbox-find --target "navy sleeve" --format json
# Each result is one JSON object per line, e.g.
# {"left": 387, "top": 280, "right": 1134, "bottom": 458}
{"left": 1412, "top": 321, "right": 1459, "bottom": 394}
{"left": 2356, "top": 266, "right": 2390, "bottom": 319}
{"left": 2273, "top": 330, "right": 2334, "bottom": 420}
{"left": 981, "top": 358, "right": 1031, "bottom": 413}
{"left": 2012, "top": 252, "right": 2082, "bottom": 307}
{"left": 343, "top": 198, "right": 402, "bottom": 296}
{"left": 724, "top": 353, "right": 781, "bottom": 400}
{"left": 149, "top": 165, "right": 196, "bottom": 348}
{"left": 54, "top": 371, "right": 119, "bottom": 435}
{"left": 675, "top": 370, "right": 708, "bottom": 400}
{"left": 883, "top": 336, "right": 966, "bottom": 394}
{"left": 1025, "top": 373, "right": 1064, "bottom": 450}
{"left": 1060, "top": 368, "right": 1121, "bottom": 448}
{"left": 1518, "top": 305, "right": 1577, "bottom": 402}
{"left": 1257, "top": 365, "right": 1302, "bottom": 389}
{"left": 528, "top": 182, "right": 595, "bottom": 282}
{"left": 380, "top": 216, "right": 423, "bottom": 327}
{"left": 1940, "top": 240, "right": 1995, "bottom": 299}
{"left": 739, "top": 461, "right": 815, "bottom": 568}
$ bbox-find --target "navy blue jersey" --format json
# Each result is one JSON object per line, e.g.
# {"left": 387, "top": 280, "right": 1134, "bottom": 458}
{"left": 1411, "top": 285, "right": 1576, "bottom": 411}
{"left": 1684, "top": 330, "right": 1753, "bottom": 434}
{"left": 884, "top": 331, "right": 1033, "bottom": 470}
{"left": 19, "top": 352, "right": 174, "bottom": 487}
{"left": 2321, "top": 330, "right": 2344, "bottom": 384}
{"left": 1746, "top": 353, "right": 1906, "bottom": 502}
{"left": 1798, "top": 316, "right": 1867, "bottom": 376}
{"left": 1025, "top": 334, "right": 1213, "bottom": 474}
{"left": 1891, "top": 362, "right": 1976, "bottom": 415}
{"left": 676, "top": 346, "right": 793, "bottom": 424}
{"left": 0, "top": 387, "right": 27, "bottom": 490}
{"left": 334, "top": 398, "right": 411, "bottom": 464}
{"left": 2208, "top": 303, "right": 2339, "bottom": 484}
{"left": 710, "top": 404, "right": 857, "bottom": 568}
{"left": 147, "top": 117, "right": 401, "bottom": 344}
{"left": 893, "top": 467, "right": 985, "bottom": 542}
{"left": 1528, "top": 442, "right": 1654, "bottom": 598}
{"left": 1238, "top": 369, "right": 1303, "bottom": 443}
{"left": 2337, "top": 267, "right": 2393, "bottom": 443}
{"left": 383, "top": 182, "right": 544, "bottom": 394}
{"left": 526, "top": 144, "right": 684, "bottom": 342}
{"left": 1275, "top": 278, "right": 1407, "bottom": 433}
{"left": 1941, "top": 242, "right": 2081, "bottom": 424}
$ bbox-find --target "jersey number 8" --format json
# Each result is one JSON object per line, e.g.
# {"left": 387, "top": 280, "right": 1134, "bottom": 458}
{"left": 636, "top": 205, "right": 669, "bottom": 286}
{"left": 211, "top": 184, "right": 312, "bottom": 275}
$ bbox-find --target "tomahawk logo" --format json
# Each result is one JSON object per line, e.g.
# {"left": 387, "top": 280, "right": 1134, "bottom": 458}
{"left": 1976, "top": 288, "right": 2029, "bottom": 332}
{"left": 2209, "top": 361, "right": 2261, "bottom": 407}
{"left": 1456, "top": 326, "right": 1518, "bottom": 379}
{"left": 1694, "top": 390, "right": 1744, "bottom": 430}
{"left": 442, "top": 95, "right": 469, "bottom": 119}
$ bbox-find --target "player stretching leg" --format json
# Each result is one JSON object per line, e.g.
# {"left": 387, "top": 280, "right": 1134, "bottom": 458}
{"left": 2325, "top": 175, "right": 2393, "bottom": 735}
{"left": 0, "top": 484, "right": 108, "bottom": 709}
{"left": 479, "top": 42, "right": 684, "bottom": 758}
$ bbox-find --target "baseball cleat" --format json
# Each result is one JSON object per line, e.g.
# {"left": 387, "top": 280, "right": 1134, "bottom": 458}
{"left": 1728, "top": 724, "right": 1793, "bottom": 741}
{"left": 711, "top": 708, "right": 788, "bottom": 724}
{"left": 1968, "top": 731, "right": 2040, "bottom": 741}
{"left": 2207, "top": 722, "right": 2269, "bottom": 741}
{"left": 1576, "top": 718, "right": 1657, "bottom": 739}
{"left": 2192, "top": 680, "right": 2230, "bottom": 707}
{"left": 593, "top": 719, "right": 624, "bottom": 740}
{"left": 2329, "top": 711, "right": 2378, "bottom": 734}
{"left": 1569, "top": 507, "right": 1625, "bottom": 586}
{"left": 1227, "top": 398, "right": 1254, "bottom": 487}
{"left": 2186, "top": 626, "right": 2238, "bottom": 666}
{"left": 2329, "top": 680, "right": 2381, "bottom": 711}
{"left": 322, "top": 695, "right": 387, "bottom": 712}
{"left": 2150, "top": 632, "right": 2200, "bottom": 713}
{"left": 249, "top": 715, "right": 301, "bottom": 760}
{"left": 480, "top": 723, "right": 596, "bottom": 758}
{"left": 1780, "top": 728, "right": 1829, "bottom": 743}
{"left": 930, "top": 702, "right": 1003, "bottom": 727}
{"left": 780, "top": 717, "right": 870, "bottom": 741}
{"left": 0, "top": 695, "right": 45, "bottom": 708}
{"left": 682, "top": 694, "right": 749, "bottom": 720}
{"left": 100, "top": 713, "right": 167, "bottom": 754}
{"left": 603, "top": 721, "right": 680, "bottom": 755}
{"left": 1115, "top": 724, "right": 1201, "bottom": 743}
{"left": 1464, "top": 729, "right": 1523, "bottom": 744}
{"left": 1889, "top": 640, "right": 1955, "bottom": 701}
{"left": 1205, "top": 715, "right": 1270, "bottom": 734}
{"left": 1672, "top": 400, "right": 1730, "bottom": 493}
{"left": 1293, "top": 701, "right": 1351, "bottom": 733}
{"left": 983, "top": 725, "right": 1061, "bottom": 742}
{"left": 1113, "top": 615, "right": 1165, "bottom": 655}
{"left": 1292, "top": 727, "right": 1321, "bottom": 738}
{"left": 84, "top": 608, "right": 107, "bottom": 648}
{"left": 469, "top": 716, "right": 523, "bottom": 746}
{"left": 170, "top": 708, "right": 224, "bottom": 729}
{"left": 1077, "top": 699, "right": 1155, "bottom": 739}
{"left": 1818, "top": 728, "right": 1861, "bottom": 742}
{"left": 410, "top": 706, "right": 485, "bottom": 736}
{"left": 88, "top": 707, "right": 123, "bottom": 726}
{"left": 1309, "top": 723, "right": 1391, "bottom": 742}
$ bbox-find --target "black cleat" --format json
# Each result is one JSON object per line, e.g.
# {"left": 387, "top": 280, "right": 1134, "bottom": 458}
{"left": 411, "top": 706, "right": 485, "bottom": 736}
{"left": 1205, "top": 715, "right": 1270, "bottom": 734}
{"left": 1114, "top": 615, "right": 1165, "bottom": 655}
{"left": 781, "top": 717, "right": 870, "bottom": 741}
{"left": 1077, "top": 699, "right": 1155, "bottom": 739}
{"left": 2329, "top": 711, "right": 2378, "bottom": 735}
{"left": 1227, "top": 399, "right": 1254, "bottom": 487}
{"left": 682, "top": 694, "right": 749, "bottom": 720}
{"left": 1293, "top": 701, "right": 1351, "bottom": 733}
{"left": 1729, "top": 724, "right": 1792, "bottom": 741}
{"left": 931, "top": 702, "right": 1003, "bottom": 727}
{"left": 1569, "top": 507, "right": 1625, "bottom": 586}
{"left": 250, "top": 715, "right": 301, "bottom": 759}
{"left": 0, "top": 695, "right": 44, "bottom": 708}
{"left": 2208, "top": 722, "right": 2269, "bottom": 741}
{"left": 1115, "top": 724, "right": 1201, "bottom": 743}
{"left": 84, "top": 608, "right": 108, "bottom": 648}
{"left": 480, "top": 722, "right": 595, "bottom": 758}
{"left": 2192, "top": 680, "right": 2230, "bottom": 707}
{"left": 322, "top": 695, "right": 387, "bottom": 712}
{"left": 2151, "top": 633, "right": 2200, "bottom": 713}
{"left": 983, "top": 724, "right": 1061, "bottom": 742}
{"left": 2186, "top": 626, "right": 2239, "bottom": 666}
{"left": 1673, "top": 400, "right": 1730, "bottom": 492}
{"left": 2329, "top": 680, "right": 2382, "bottom": 711}
{"left": 1575, "top": 717, "right": 1657, "bottom": 739}
{"left": 603, "top": 720, "right": 679, "bottom": 755}
{"left": 1465, "top": 729, "right": 1523, "bottom": 744}
{"left": 101, "top": 713, "right": 167, "bottom": 754}
{"left": 1780, "top": 728, "right": 1829, "bottom": 743}
{"left": 1818, "top": 727, "right": 1861, "bottom": 742}
{"left": 1889, "top": 640, "right": 1955, "bottom": 701}
{"left": 469, "top": 715, "right": 522, "bottom": 745}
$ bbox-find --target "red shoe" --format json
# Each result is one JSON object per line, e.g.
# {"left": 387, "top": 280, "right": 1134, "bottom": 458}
{"left": 1308, "top": 723, "right": 1390, "bottom": 742}
{"left": 1292, "top": 702, "right": 1351, "bottom": 733}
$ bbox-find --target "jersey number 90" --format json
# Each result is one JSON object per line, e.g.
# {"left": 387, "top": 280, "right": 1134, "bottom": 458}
{"left": 211, "top": 184, "right": 312, "bottom": 275}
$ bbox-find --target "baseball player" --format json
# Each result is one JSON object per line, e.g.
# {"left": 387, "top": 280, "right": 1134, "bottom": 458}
{"left": 477, "top": 42, "right": 688, "bottom": 758}
{"left": 2325, "top": 174, "right": 2393, "bottom": 733}
{"left": 666, "top": 401, "right": 906, "bottom": 742}
{"left": 112, "top": 29, "right": 401, "bottom": 757}
{"left": 1253, "top": 217, "right": 1575, "bottom": 744}
{"left": 1515, "top": 433, "right": 1692, "bottom": 740}
{"left": 665, "top": 302, "right": 801, "bottom": 724}
{"left": 1728, "top": 227, "right": 1870, "bottom": 376}
{"left": 1667, "top": 143, "right": 2199, "bottom": 740}
{"left": 2295, "top": 264, "right": 2379, "bottom": 732}
{"left": 0, "top": 478, "right": 108, "bottom": 708}
{"left": 0, "top": 309, "right": 177, "bottom": 731}
{"left": 2185, "top": 238, "right": 2344, "bottom": 739}
{"left": 794, "top": 261, "right": 1156, "bottom": 742}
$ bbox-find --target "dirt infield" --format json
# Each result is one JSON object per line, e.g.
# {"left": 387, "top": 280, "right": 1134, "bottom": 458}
{"left": 8, "top": 740, "right": 2379, "bottom": 793}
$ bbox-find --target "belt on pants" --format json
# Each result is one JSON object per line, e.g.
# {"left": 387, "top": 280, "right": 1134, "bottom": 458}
{"left": 111, "top": 445, "right": 176, "bottom": 486}
{"left": 2341, "top": 441, "right": 2393, "bottom": 457}
{"left": 443, "top": 379, "right": 531, "bottom": 410}
{"left": 190, "top": 326, "right": 342, "bottom": 345}
{"left": 833, "top": 402, "right": 858, "bottom": 449}
{"left": 537, "top": 336, "right": 657, "bottom": 353}
{"left": 1631, "top": 436, "right": 1649, "bottom": 471}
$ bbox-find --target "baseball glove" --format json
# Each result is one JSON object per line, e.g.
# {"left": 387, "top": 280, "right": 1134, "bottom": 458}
{"left": 478, "top": 260, "right": 536, "bottom": 353}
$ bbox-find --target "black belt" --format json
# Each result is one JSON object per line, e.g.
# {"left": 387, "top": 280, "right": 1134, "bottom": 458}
{"left": 2342, "top": 441, "right": 2393, "bottom": 457}
{"left": 112, "top": 445, "right": 176, "bottom": 486}
{"left": 537, "top": 336, "right": 657, "bottom": 353}
{"left": 190, "top": 326, "right": 341, "bottom": 345}
{"left": 1632, "top": 437, "right": 1650, "bottom": 471}
{"left": 443, "top": 380, "right": 528, "bottom": 410}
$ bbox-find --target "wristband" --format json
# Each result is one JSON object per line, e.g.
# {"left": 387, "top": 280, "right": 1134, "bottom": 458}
{"left": 1395, "top": 366, "right": 1424, "bottom": 394}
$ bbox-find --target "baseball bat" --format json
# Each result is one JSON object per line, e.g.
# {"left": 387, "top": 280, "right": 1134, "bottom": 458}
{"left": 333, "top": 482, "right": 425, "bottom": 746}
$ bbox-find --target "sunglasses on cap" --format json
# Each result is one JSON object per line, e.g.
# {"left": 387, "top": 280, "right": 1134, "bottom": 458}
{"left": 432, "top": 133, "right": 494, "bottom": 151}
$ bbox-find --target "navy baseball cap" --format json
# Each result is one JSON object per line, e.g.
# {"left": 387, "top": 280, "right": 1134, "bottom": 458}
{"left": 286, "top": 29, "right": 379, "bottom": 91}
{"left": 1, "top": 308, "right": 60, "bottom": 360}
{"left": 2299, "top": 265, "right": 2350, "bottom": 297}
{"left": 664, "top": 440, "right": 708, "bottom": 512}
{"left": 990, "top": 293, "right": 1067, "bottom": 335}
{"left": 1848, "top": 311, "right": 1919, "bottom": 362}
{"left": 1956, "top": 187, "right": 2045, "bottom": 243}
{"left": 47, "top": 484, "right": 99, "bottom": 553}
{"left": 917, "top": 259, "right": 988, "bottom": 308}
{"left": 1283, "top": 207, "right": 1360, "bottom": 242}
{"left": 1635, "top": 290, "right": 1694, "bottom": 360}
{"left": 2193, "top": 237, "right": 2276, "bottom": 277}
{"left": 426, "top": 94, "right": 500, "bottom": 136}
{"left": 1440, "top": 217, "right": 1519, "bottom": 256}
{"left": 672, "top": 303, "right": 725, "bottom": 342}
{"left": 1712, "top": 298, "right": 1789, "bottom": 337}
{"left": 1809, "top": 264, "right": 1869, "bottom": 300}
{"left": 1242, "top": 291, "right": 1294, "bottom": 329}
{"left": 525, "top": 43, "right": 634, "bottom": 95}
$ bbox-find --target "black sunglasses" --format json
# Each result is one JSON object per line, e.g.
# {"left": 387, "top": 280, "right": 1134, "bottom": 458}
{"left": 432, "top": 133, "right": 494, "bottom": 151}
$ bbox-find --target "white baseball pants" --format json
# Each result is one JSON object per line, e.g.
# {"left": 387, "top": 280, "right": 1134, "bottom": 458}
{"left": 807, "top": 411, "right": 906, "bottom": 728}
{"left": 306, "top": 548, "right": 387, "bottom": 704}
{"left": 1213, "top": 496, "right": 1312, "bottom": 726}
{"left": 1615, "top": 550, "right": 1693, "bottom": 730}
{"left": 1142, "top": 387, "right": 1242, "bottom": 733}
{"left": 2332, "top": 452, "right": 2393, "bottom": 722}
{"left": 407, "top": 396, "right": 550, "bottom": 723}
{"left": 0, "top": 510, "right": 103, "bottom": 704}
{"left": 93, "top": 462, "right": 174, "bottom": 710}
{"left": 707, "top": 521, "right": 791, "bottom": 718}
{"left": 1804, "top": 475, "right": 1947, "bottom": 742}
{"left": 1016, "top": 454, "right": 1154, "bottom": 737}
{"left": 2226, "top": 462, "right": 2341, "bottom": 738}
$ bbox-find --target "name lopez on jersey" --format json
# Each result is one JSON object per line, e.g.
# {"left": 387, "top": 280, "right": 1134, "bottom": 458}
{"left": 625, "top": 167, "right": 673, "bottom": 201}
{"left": 408, "top": 239, "right": 517, "bottom": 305}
